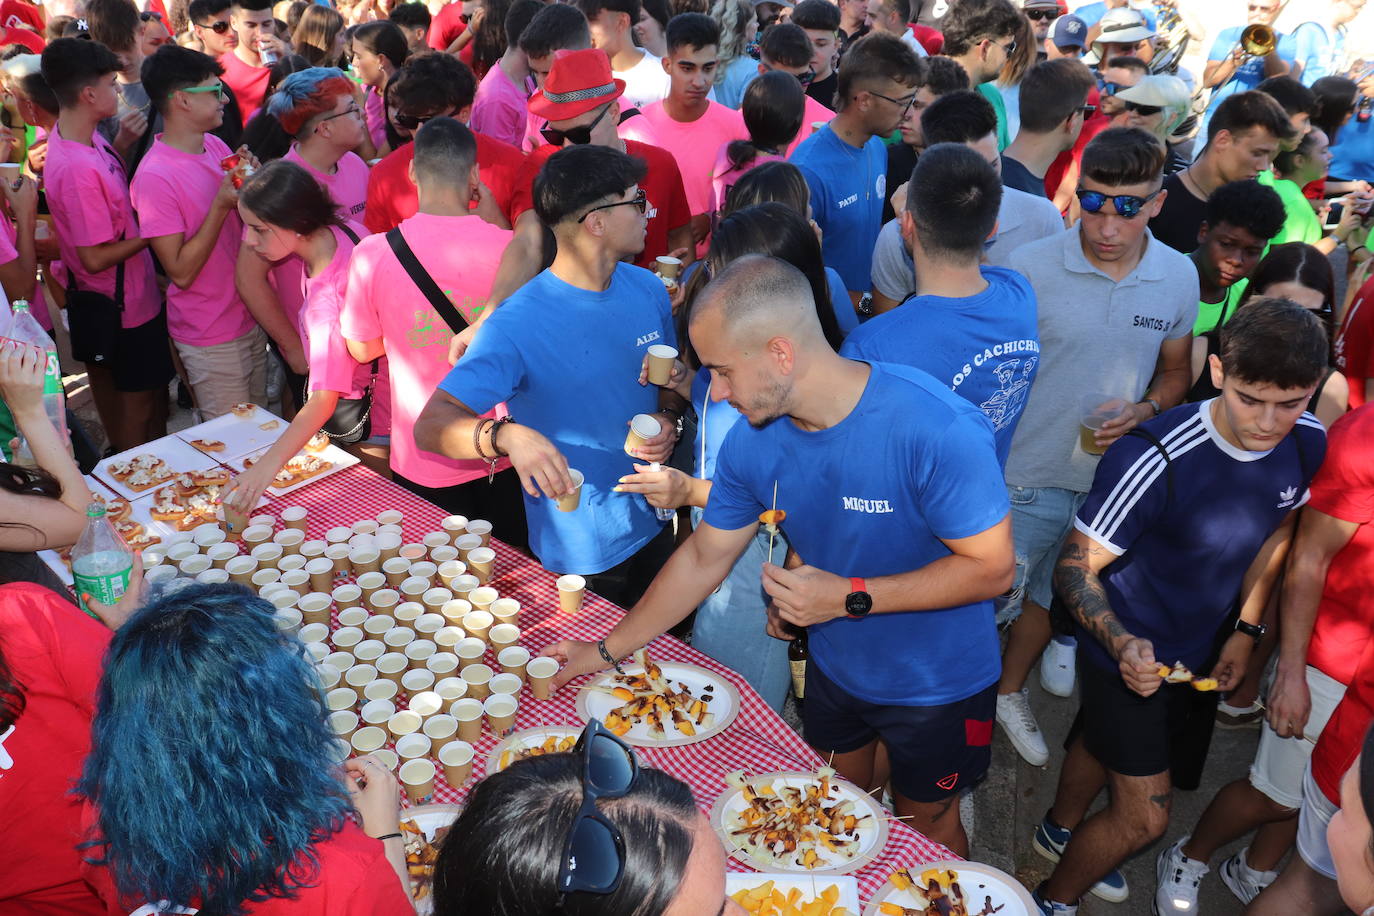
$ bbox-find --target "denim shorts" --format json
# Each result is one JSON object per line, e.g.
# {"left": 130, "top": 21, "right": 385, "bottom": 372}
{"left": 996, "top": 485, "right": 1087, "bottom": 626}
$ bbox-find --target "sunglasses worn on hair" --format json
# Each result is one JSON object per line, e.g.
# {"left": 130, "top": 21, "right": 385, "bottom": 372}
{"left": 1123, "top": 101, "right": 1163, "bottom": 117}
{"left": 541, "top": 101, "right": 614, "bottom": 147}
{"left": 556, "top": 719, "right": 639, "bottom": 900}
{"left": 1025, "top": 8, "right": 1059, "bottom": 20}
{"left": 175, "top": 81, "right": 226, "bottom": 101}
{"left": 763, "top": 61, "right": 815, "bottom": 87}
{"left": 197, "top": 18, "right": 232, "bottom": 32}
{"left": 1076, "top": 187, "right": 1162, "bottom": 219}
{"left": 578, "top": 188, "right": 648, "bottom": 223}
{"left": 140, "top": 10, "right": 163, "bottom": 21}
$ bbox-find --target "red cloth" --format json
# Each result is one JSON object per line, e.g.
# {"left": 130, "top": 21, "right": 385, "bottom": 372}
{"left": 0, "top": 583, "right": 110, "bottom": 915}
{"left": 506, "top": 139, "right": 691, "bottom": 267}
{"left": 909, "top": 23, "right": 943, "bottom": 55}
{"left": 0, "top": 23, "right": 43, "bottom": 53}
{"left": 1338, "top": 274, "right": 1374, "bottom": 409}
{"left": 427, "top": 2, "right": 465, "bottom": 51}
{"left": 1045, "top": 89, "right": 1109, "bottom": 207}
{"left": 362, "top": 132, "right": 525, "bottom": 234}
{"left": 1304, "top": 406, "right": 1374, "bottom": 688}
{"left": 0, "top": 0, "right": 42, "bottom": 34}
{"left": 219, "top": 50, "right": 272, "bottom": 122}
{"left": 81, "top": 815, "right": 413, "bottom": 915}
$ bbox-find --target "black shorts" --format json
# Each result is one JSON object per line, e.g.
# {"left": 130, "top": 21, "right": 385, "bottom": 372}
{"left": 803, "top": 661, "right": 996, "bottom": 803}
{"left": 109, "top": 311, "right": 175, "bottom": 393}
{"left": 1068, "top": 656, "right": 1198, "bottom": 777}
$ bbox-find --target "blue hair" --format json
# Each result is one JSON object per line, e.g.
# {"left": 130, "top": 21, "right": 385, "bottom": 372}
{"left": 265, "top": 65, "right": 346, "bottom": 121}
{"left": 76, "top": 584, "right": 352, "bottom": 915}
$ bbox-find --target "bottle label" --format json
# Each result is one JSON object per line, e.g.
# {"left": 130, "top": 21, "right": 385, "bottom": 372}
{"left": 789, "top": 658, "right": 806, "bottom": 699}
{"left": 73, "top": 565, "right": 131, "bottom": 618}
{"left": 42, "top": 351, "right": 61, "bottom": 396}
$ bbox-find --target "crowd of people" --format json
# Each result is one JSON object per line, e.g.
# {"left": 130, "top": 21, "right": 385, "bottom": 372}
{"left": 0, "top": 0, "right": 1373, "bottom": 912}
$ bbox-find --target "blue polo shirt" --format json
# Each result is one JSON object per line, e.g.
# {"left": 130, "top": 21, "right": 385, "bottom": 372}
{"left": 438, "top": 264, "right": 673, "bottom": 575}
{"left": 704, "top": 362, "right": 1009, "bottom": 706}
{"left": 1199, "top": 26, "right": 1297, "bottom": 140}
{"left": 792, "top": 124, "right": 887, "bottom": 295}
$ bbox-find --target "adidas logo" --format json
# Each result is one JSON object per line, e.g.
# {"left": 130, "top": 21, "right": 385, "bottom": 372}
{"left": 1277, "top": 485, "right": 1298, "bottom": 509}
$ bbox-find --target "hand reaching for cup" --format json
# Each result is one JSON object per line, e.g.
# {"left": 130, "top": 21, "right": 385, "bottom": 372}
{"left": 344, "top": 755, "right": 403, "bottom": 839}
{"left": 614, "top": 463, "right": 696, "bottom": 509}
{"left": 538, "top": 638, "right": 605, "bottom": 690}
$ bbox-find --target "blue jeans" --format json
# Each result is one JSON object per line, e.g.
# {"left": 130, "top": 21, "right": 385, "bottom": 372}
{"left": 997, "top": 485, "right": 1088, "bottom": 627}
{"left": 688, "top": 508, "right": 791, "bottom": 712}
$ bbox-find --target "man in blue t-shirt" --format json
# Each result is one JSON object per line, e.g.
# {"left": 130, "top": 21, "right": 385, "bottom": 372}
{"left": 416, "top": 144, "right": 689, "bottom": 607}
{"left": 544, "top": 255, "right": 1013, "bottom": 858}
{"left": 1198, "top": 0, "right": 1297, "bottom": 142}
{"left": 842, "top": 142, "right": 1038, "bottom": 464}
{"left": 792, "top": 32, "right": 924, "bottom": 304}
{"left": 1289, "top": 0, "right": 1363, "bottom": 86}
{"left": 1031, "top": 299, "right": 1330, "bottom": 916}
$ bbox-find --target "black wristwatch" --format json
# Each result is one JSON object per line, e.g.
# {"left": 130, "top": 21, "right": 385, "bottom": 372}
{"left": 1235, "top": 619, "right": 1267, "bottom": 644}
{"left": 845, "top": 577, "right": 872, "bottom": 619}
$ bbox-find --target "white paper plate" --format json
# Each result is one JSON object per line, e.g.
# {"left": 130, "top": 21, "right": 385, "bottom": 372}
{"left": 574, "top": 660, "right": 739, "bottom": 747}
{"left": 485, "top": 726, "right": 583, "bottom": 775}
{"left": 861, "top": 860, "right": 1036, "bottom": 916}
{"left": 400, "top": 803, "right": 463, "bottom": 916}
{"left": 174, "top": 404, "right": 288, "bottom": 461}
{"left": 711, "top": 771, "right": 890, "bottom": 877}
{"left": 225, "top": 442, "right": 361, "bottom": 496}
{"left": 726, "top": 873, "right": 861, "bottom": 913}
{"left": 94, "top": 435, "right": 225, "bottom": 501}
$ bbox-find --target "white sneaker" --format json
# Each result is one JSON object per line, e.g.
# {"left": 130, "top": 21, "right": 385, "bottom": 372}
{"left": 1218, "top": 849, "right": 1277, "bottom": 904}
{"left": 1154, "top": 837, "right": 1209, "bottom": 915}
{"left": 1040, "top": 637, "right": 1077, "bottom": 697}
{"left": 996, "top": 688, "right": 1049, "bottom": 766}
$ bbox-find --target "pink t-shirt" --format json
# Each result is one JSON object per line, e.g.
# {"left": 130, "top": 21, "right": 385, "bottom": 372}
{"left": 131, "top": 133, "right": 256, "bottom": 347}
{"left": 284, "top": 146, "right": 370, "bottom": 223}
{"left": 788, "top": 94, "right": 835, "bottom": 158}
{"left": 640, "top": 100, "right": 746, "bottom": 216}
{"left": 364, "top": 84, "right": 387, "bottom": 151}
{"left": 471, "top": 64, "right": 529, "bottom": 149}
{"left": 710, "top": 144, "right": 785, "bottom": 214}
{"left": 43, "top": 126, "right": 160, "bottom": 329}
{"left": 0, "top": 217, "right": 49, "bottom": 329}
{"left": 340, "top": 211, "right": 511, "bottom": 487}
{"left": 300, "top": 222, "right": 391, "bottom": 435}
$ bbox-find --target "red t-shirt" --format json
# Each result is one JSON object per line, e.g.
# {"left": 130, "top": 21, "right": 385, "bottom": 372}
{"left": 219, "top": 50, "right": 272, "bottom": 122}
{"left": 1304, "top": 405, "right": 1374, "bottom": 687}
{"left": 363, "top": 133, "right": 525, "bottom": 234}
{"left": 1337, "top": 274, "right": 1374, "bottom": 409}
{"left": 506, "top": 139, "right": 691, "bottom": 268}
{"left": 0, "top": 0, "right": 42, "bottom": 34}
{"left": 427, "top": 2, "right": 465, "bottom": 51}
{"left": 1045, "top": 95, "right": 1109, "bottom": 207}
{"left": 81, "top": 816, "right": 414, "bottom": 915}
{"left": 0, "top": 583, "right": 110, "bottom": 915}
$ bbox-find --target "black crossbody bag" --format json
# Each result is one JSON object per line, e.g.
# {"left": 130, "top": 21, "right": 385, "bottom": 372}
{"left": 315, "top": 224, "right": 378, "bottom": 444}
{"left": 66, "top": 250, "right": 125, "bottom": 366}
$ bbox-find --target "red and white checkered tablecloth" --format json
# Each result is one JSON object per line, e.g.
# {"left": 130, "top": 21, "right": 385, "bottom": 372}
{"left": 265, "top": 464, "right": 954, "bottom": 902}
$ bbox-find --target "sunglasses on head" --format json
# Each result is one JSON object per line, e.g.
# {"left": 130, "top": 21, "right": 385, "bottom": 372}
{"left": 139, "top": 10, "right": 163, "bottom": 21}
{"left": 556, "top": 719, "right": 638, "bottom": 901}
{"left": 394, "top": 110, "right": 443, "bottom": 131}
{"left": 763, "top": 61, "right": 815, "bottom": 87}
{"left": 1025, "top": 8, "right": 1059, "bottom": 20}
{"left": 1076, "top": 187, "right": 1162, "bottom": 219}
{"left": 578, "top": 187, "right": 648, "bottom": 223}
{"left": 1123, "top": 100, "right": 1162, "bottom": 116}
{"left": 541, "top": 101, "right": 614, "bottom": 147}
{"left": 197, "top": 18, "right": 232, "bottom": 32}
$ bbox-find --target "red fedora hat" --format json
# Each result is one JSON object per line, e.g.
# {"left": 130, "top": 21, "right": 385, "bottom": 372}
{"left": 527, "top": 48, "right": 626, "bottom": 121}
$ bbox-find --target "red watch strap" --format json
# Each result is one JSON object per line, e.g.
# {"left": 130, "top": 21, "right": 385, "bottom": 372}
{"left": 849, "top": 577, "right": 866, "bottom": 594}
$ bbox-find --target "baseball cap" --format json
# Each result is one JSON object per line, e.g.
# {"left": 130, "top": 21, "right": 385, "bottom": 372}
{"left": 1094, "top": 7, "right": 1155, "bottom": 45}
{"left": 1022, "top": 0, "right": 1059, "bottom": 8}
{"left": 1115, "top": 74, "right": 1192, "bottom": 133}
{"left": 1052, "top": 14, "right": 1087, "bottom": 49}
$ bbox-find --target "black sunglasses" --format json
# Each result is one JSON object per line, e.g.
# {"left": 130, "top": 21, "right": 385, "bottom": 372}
{"left": 762, "top": 61, "right": 815, "bottom": 87}
{"left": 140, "top": 10, "right": 163, "bottom": 21}
{"left": 541, "top": 101, "right": 614, "bottom": 147}
{"left": 394, "top": 109, "right": 445, "bottom": 131}
{"left": 197, "top": 18, "right": 232, "bottom": 32}
{"left": 1123, "top": 100, "right": 1163, "bottom": 117}
{"left": 578, "top": 188, "right": 648, "bottom": 223}
{"left": 556, "top": 720, "right": 639, "bottom": 900}
{"left": 1076, "top": 187, "right": 1162, "bottom": 219}
{"left": 1025, "top": 8, "right": 1059, "bottom": 20}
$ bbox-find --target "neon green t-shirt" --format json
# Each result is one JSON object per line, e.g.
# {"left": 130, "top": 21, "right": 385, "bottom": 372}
{"left": 1271, "top": 177, "right": 1322, "bottom": 246}
{"left": 1194, "top": 281, "right": 1248, "bottom": 336}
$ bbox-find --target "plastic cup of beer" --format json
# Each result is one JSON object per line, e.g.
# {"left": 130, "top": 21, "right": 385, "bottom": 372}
{"left": 646, "top": 344, "right": 679, "bottom": 386}
{"left": 498, "top": 646, "right": 531, "bottom": 680}
{"left": 399, "top": 758, "right": 436, "bottom": 804}
{"left": 451, "top": 698, "right": 484, "bottom": 742}
{"left": 556, "top": 469, "right": 585, "bottom": 513}
{"left": 557, "top": 575, "right": 586, "bottom": 615}
{"left": 483, "top": 694, "right": 518, "bottom": 737}
{"left": 1079, "top": 393, "right": 1130, "bottom": 457}
{"left": 490, "top": 598, "right": 521, "bottom": 626}
{"left": 462, "top": 663, "right": 494, "bottom": 701}
{"left": 625, "top": 413, "right": 661, "bottom": 456}
{"left": 527, "top": 657, "right": 560, "bottom": 700}
{"left": 439, "top": 740, "right": 475, "bottom": 785}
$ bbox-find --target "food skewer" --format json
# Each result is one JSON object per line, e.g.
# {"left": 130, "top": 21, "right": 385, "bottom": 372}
{"left": 1156, "top": 661, "right": 1219, "bottom": 691}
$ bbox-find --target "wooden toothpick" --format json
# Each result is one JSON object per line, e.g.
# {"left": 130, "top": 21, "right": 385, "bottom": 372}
{"left": 768, "top": 480, "right": 778, "bottom": 565}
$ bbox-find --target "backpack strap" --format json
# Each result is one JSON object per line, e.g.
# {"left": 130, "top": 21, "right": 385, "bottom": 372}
{"left": 1125, "top": 426, "right": 1173, "bottom": 505}
{"left": 385, "top": 227, "right": 469, "bottom": 334}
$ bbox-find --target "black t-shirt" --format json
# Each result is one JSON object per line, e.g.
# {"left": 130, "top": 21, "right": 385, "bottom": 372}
{"left": 807, "top": 69, "right": 839, "bottom": 111}
{"left": 1147, "top": 172, "right": 1207, "bottom": 254}
{"left": 884, "top": 142, "right": 918, "bottom": 223}
{"left": 1001, "top": 155, "right": 1047, "bottom": 197}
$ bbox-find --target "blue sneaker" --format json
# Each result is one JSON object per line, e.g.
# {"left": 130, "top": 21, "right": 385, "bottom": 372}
{"left": 1032, "top": 884, "right": 1079, "bottom": 914}
{"left": 1032, "top": 813, "right": 1130, "bottom": 903}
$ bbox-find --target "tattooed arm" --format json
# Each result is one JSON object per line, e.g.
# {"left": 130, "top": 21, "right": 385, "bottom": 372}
{"left": 1055, "top": 530, "right": 1164, "bottom": 698}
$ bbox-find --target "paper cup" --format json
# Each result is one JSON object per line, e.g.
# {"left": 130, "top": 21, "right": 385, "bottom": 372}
{"left": 327, "top": 736, "right": 352, "bottom": 766}
{"left": 646, "top": 343, "right": 678, "bottom": 385}
{"left": 466, "top": 547, "right": 496, "bottom": 584}
{"left": 395, "top": 732, "right": 432, "bottom": 761}
{"left": 383, "top": 556, "right": 412, "bottom": 588}
{"left": 274, "top": 608, "right": 302, "bottom": 636}
{"left": 427, "top": 652, "right": 460, "bottom": 679}
{"left": 421, "top": 588, "right": 453, "bottom": 616}
{"left": 394, "top": 601, "right": 423, "bottom": 625}
{"left": 273, "top": 529, "right": 305, "bottom": 555}
{"left": 466, "top": 520, "right": 492, "bottom": 547}
{"left": 401, "top": 668, "right": 435, "bottom": 696}
{"left": 435, "top": 625, "right": 466, "bottom": 650}
{"left": 451, "top": 698, "right": 484, "bottom": 742}
{"left": 377, "top": 652, "right": 409, "bottom": 684}
{"left": 527, "top": 657, "right": 560, "bottom": 700}
{"left": 399, "top": 757, "right": 436, "bottom": 803}
{"left": 331, "top": 626, "right": 363, "bottom": 652}
{"left": 259, "top": 582, "right": 289, "bottom": 602}
{"left": 376, "top": 532, "right": 403, "bottom": 564}
{"left": 299, "top": 593, "right": 333, "bottom": 626}
{"left": 399, "top": 576, "right": 430, "bottom": 600}
{"left": 145, "top": 565, "right": 178, "bottom": 589}
{"left": 467, "top": 587, "right": 498, "bottom": 614}
{"left": 354, "top": 639, "right": 385, "bottom": 664}
{"left": 383, "top": 627, "right": 416, "bottom": 651}
{"left": 462, "top": 608, "right": 495, "bottom": 642}
{"left": 269, "top": 590, "right": 300, "bottom": 611}
{"left": 455, "top": 637, "right": 487, "bottom": 671}
{"left": 423, "top": 530, "right": 450, "bottom": 553}
{"left": 450, "top": 574, "right": 480, "bottom": 598}
{"left": 344, "top": 664, "right": 377, "bottom": 690}
{"left": 195, "top": 568, "right": 230, "bottom": 585}
{"left": 461, "top": 663, "right": 494, "bottom": 701}
{"left": 405, "top": 639, "right": 437, "bottom": 670}
{"left": 437, "top": 561, "right": 467, "bottom": 590}
{"left": 327, "top": 709, "right": 358, "bottom": 740}
{"left": 440, "top": 514, "right": 468, "bottom": 540}
{"left": 315, "top": 660, "right": 340, "bottom": 688}
{"left": 352, "top": 519, "right": 379, "bottom": 537}
{"left": 325, "top": 543, "right": 352, "bottom": 575}
{"left": 246, "top": 513, "right": 274, "bottom": 529}
{"left": 349, "top": 546, "right": 381, "bottom": 575}
{"left": 206, "top": 542, "right": 239, "bottom": 569}
{"left": 415, "top": 612, "right": 445, "bottom": 636}
{"left": 166, "top": 542, "right": 199, "bottom": 564}
{"left": 323, "top": 650, "right": 356, "bottom": 672}
{"left": 483, "top": 694, "right": 517, "bottom": 737}
{"left": 364, "top": 614, "right": 395, "bottom": 637}
{"left": 300, "top": 539, "right": 327, "bottom": 560}
{"left": 360, "top": 698, "right": 395, "bottom": 727}
{"left": 438, "top": 740, "right": 475, "bottom": 785}
{"left": 489, "top": 623, "right": 520, "bottom": 653}
{"left": 355, "top": 569, "right": 385, "bottom": 603}
{"left": 556, "top": 575, "right": 586, "bottom": 615}
{"left": 334, "top": 605, "right": 365, "bottom": 629}
{"left": 373, "top": 748, "right": 399, "bottom": 772}
{"left": 351, "top": 725, "right": 387, "bottom": 756}
{"left": 387, "top": 709, "right": 423, "bottom": 739}
{"left": 278, "top": 569, "right": 309, "bottom": 593}
{"left": 430, "top": 545, "right": 460, "bottom": 566}
{"left": 498, "top": 646, "right": 531, "bottom": 680}
{"left": 326, "top": 687, "right": 358, "bottom": 711}
{"left": 489, "top": 672, "right": 522, "bottom": 697}
{"left": 363, "top": 678, "right": 399, "bottom": 703}
{"left": 281, "top": 506, "right": 308, "bottom": 531}
{"left": 251, "top": 543, "right": 284, "bottom": 568}
{"left": 376, "top": 509, "right": 404, "bottom": 527}
{"left": 624, "top": 413, "right": 662, "bottom": 456}
{"left": 400, "top": 542, "right": 428, "bottom": 562}
{"left": 655, "top": 254, "right": 682, "bottom": 279}
{"left": 377, "top": 524, "right": 404, "bottom": 539}
{"left": 423, "top": 713, "right": 458, "bottom": 752}
{"left": 410, "top": 561, "right": 439, "bottom": 588}
{"left": 490, "top": 597, "right": 521, "bottom": 625}
{"left": 325, "top": 525, "right": 352, "bottom": 544}
{"left": 435, "top": 676, "right": 468, "bottom": 702}
{"left": 242, "top": 524, "right": 273, "bottom": 547}
{"left": 178, "top": 555, "right": 212, "bottom": 578}
{"left": 278, "top": 557, "right": 308, "bottom": 577}
{"left": 305, "top": 557, "right": 335, "bottom": 593}
{"left": 409, "top": 690, "right": 444, "bottom": 718}
{"left": 299, "top": 622, "right": 330, "bottom": 645}
{"left": 332, "top": 583, "right": 363, "bottom": 611}
{"left": 454, "top": 533, "right": 483, "bottom": 562}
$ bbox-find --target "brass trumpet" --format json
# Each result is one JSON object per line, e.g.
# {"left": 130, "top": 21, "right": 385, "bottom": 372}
{"left": 1241, "top": 23, "right": 1277, "bottom": 58}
